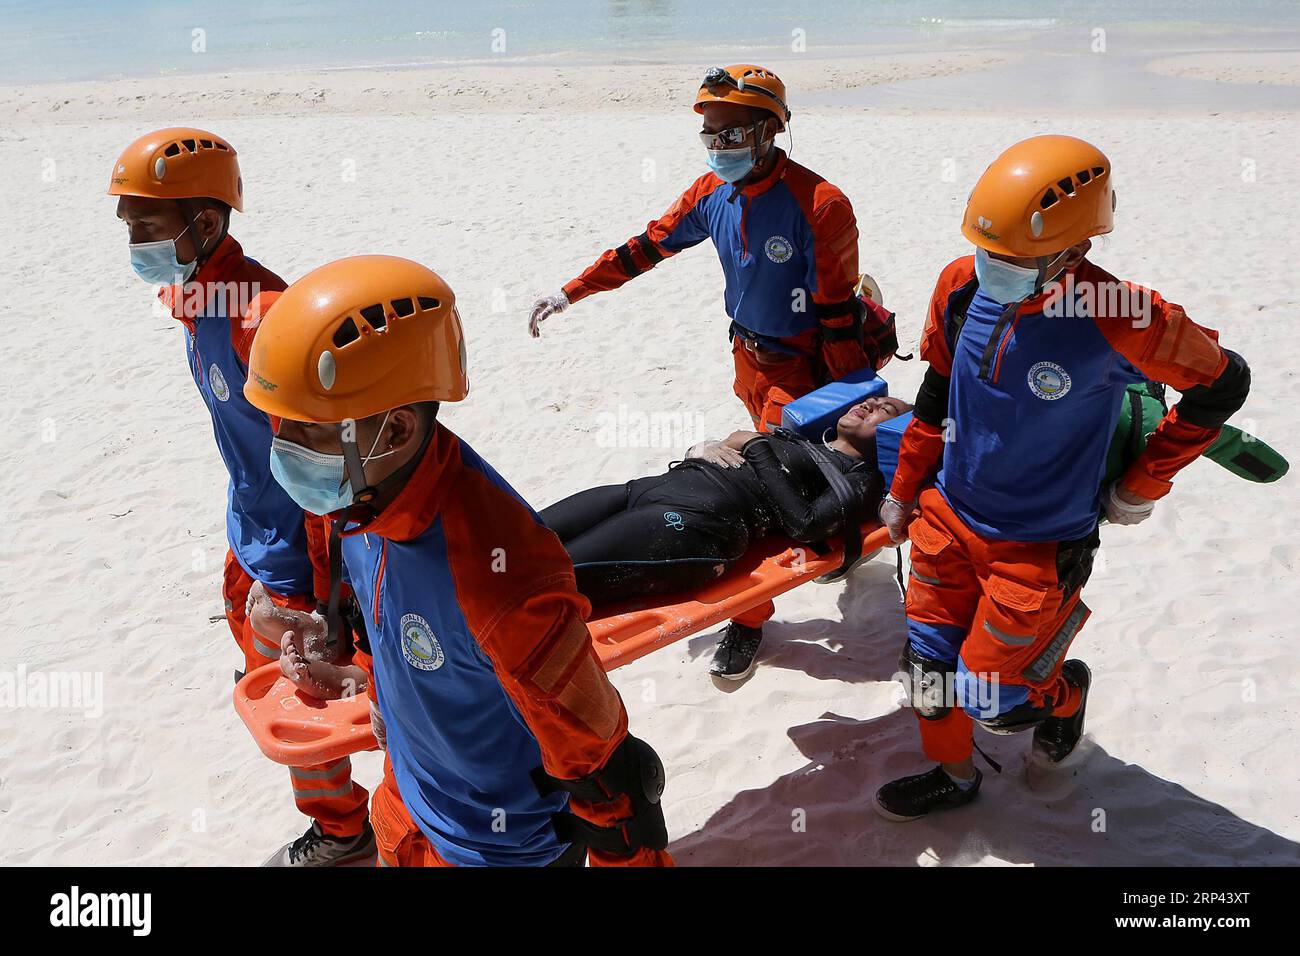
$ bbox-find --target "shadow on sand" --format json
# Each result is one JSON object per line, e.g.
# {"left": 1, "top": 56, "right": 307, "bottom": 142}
{"left": 670, "top": 560, "right": 1300, "bottom": 866}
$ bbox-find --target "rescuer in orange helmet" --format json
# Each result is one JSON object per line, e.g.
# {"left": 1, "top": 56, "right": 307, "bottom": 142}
{"left": 876, "top": 135, "right": 1251, "bottom": 820}
{"left": 244, "top": 256, "right": 673, "bottom": 867}
{"left": 528, "top": 65, "right": 897, "bottom": 681}
{"left": 109, "top": 128, "right": 372, "bottom": 865}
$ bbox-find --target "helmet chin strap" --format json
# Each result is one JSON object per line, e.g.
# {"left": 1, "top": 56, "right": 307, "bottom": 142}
{"left": 321, "top": 412, "right": 392, "bottom": 651}
{"left": 341, "top": 437, "right": 376, "bottom": 508}
{"left": 736, "top": 117, "right": 777, "bottom": 183}
{"left": 323, "top": 412, "right": 434, "bottom": 650}
{"left": 1034, "top": 249, "right": 1071, "bottom": 293}
{"left": 751, "top": 117, "right": 777, "bottom": 167}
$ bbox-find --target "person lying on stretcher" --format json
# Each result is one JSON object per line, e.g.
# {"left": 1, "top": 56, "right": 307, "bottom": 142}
{"left": 542, "top": 380, "right": 1287, "bottom": 682}
{"left": 541, "top": 395, "right": 912, "bottom": 678}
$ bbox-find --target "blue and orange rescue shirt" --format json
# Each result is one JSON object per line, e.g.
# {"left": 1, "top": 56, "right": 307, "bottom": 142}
{"left": 341, "top": 426, "right": 666, "bottom": 867}
{"left": 563, "top": 149, "right": 859, "bottom": 352}
{"left": 890, "top": 256, "right": 1248, "bottom": 542}
{"left": 162, "top": 236, "right": 321, "bottom": 598}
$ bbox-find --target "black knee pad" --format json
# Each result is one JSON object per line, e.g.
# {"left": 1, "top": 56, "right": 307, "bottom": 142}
{"left": 974, "top": 700, "right": 1051, "bottom": 735}
{"left": 898, "top": 642, "right": 955, "bottom": 720}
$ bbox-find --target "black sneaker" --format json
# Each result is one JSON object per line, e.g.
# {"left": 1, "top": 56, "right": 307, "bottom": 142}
{"left": 262, "top": 820, "right": 376, "bottom": 867}
{"left": 875, "top": 765, "right": 982, "bottom": 821}
{"left": 709, "top": 622, "right": 764, "bottom": 680}
{"left": 1033, "top": 660, "right": 1092, "bottom": 763}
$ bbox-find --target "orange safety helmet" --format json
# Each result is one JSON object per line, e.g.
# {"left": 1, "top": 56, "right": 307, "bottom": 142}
{"left": 962, "top": 135, "right": 1115, "bottom": 257}
{"left": 244, "top": 256, "right": 469, "bottom": 424}
{"left": 108, "top": 127, "right": 244, "bottom": 211}
{"left": 694, "top": 64, "right": 790, "bottom": 129}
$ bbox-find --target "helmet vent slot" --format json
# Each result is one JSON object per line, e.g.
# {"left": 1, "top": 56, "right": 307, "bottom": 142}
{"left": 333, "top": 316, "right": 361, "bottom": 348}
{"left": 391, "top": 297, "right": 415, "bottom": 318}
{"left": 181, "top": 139, "right": 197, "bottom": 152}
{"left": 1076, "top": 169, "right": 1092, "bottom": 185}
{"left": 1040, "top": 189, "right": 1059, "bottom": 210}
{"left": 1057, "top": 177, "right": 1076, "bottom": 196}
{"left": 360, "top": 303, "right": 388, "bottom": 331}
{"left": 1092, "top": 166, "right": 1106, "bottom": 177}
{"left": 417, "top": 296, "right": 441, "bottom": 311}
{"left": 164, "top": 143, "right": 182, "bottom": 157}
{"left": 214, "top": 142, "right": 230, "bottom": 151}
{"left": 199, "top": 139, "right": 214, "bottom": 149}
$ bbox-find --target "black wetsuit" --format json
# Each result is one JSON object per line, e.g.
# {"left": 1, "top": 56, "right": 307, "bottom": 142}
{"left": 541, "top": 432, "right": 883, "bottom": 605}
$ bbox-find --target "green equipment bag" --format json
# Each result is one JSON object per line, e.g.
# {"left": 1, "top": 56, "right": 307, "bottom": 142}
{"left": 1103, "top": 382, "right": 1289, "bottom": 488}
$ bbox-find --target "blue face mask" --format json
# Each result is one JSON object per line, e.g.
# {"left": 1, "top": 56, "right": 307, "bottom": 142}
{"left": 270, "top": 440, "right": 355, "bottom": 516}
{"left": 706, "top": 147, "right": 756, "bottom": 184}
{"left": 129, "top": 225, "right": 199, "bottom": 285}
{"left": 269, "top": 414, "right": 397, "bottom": 516}
{"left": 973, "top": 247, "right": 1042, "bottom": 305}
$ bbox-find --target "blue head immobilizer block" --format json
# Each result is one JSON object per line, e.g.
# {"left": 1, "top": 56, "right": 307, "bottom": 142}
{"left": 779, "top": 367, "right": 888, "bottom": 441}
{"left": 875, "top": 410, "right": 914, "bottom": 489}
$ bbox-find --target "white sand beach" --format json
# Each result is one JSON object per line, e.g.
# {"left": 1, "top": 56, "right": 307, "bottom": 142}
{"left": 2, "top": 44, "right": 1298, "bottom": 866}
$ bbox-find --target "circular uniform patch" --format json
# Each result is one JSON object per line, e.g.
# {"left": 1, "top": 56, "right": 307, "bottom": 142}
{"left": 209, "top": 363, "right": 230, "bottom": 402}
{"left": 1027, "top": 361, "right": 1072, "bottom": 401}
{"left": 400, "top": 613, "right": 445, "bottom": 671}
{"left": 764, "top": 235, "right": 793, "bottom": 264}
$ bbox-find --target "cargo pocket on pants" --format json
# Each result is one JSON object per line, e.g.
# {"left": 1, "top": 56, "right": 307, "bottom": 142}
{"left": 907, "top": 517, "right": 952, "bottom": 587}
{"left": 370, "top": 779, "right": 414, "bottom": 867}
{"left": 903, "top": 516, "right": 956, "bottom": 624}
{"left": 980, "top": 573, "right": 1049, "bottom": 663}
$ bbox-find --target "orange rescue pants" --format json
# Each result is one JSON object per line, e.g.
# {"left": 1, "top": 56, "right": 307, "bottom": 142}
{"left": 222, "top": 551, "right": 370, "bottom": 837}
{"left": 730, "top": 332, "right": 822, "bottom": 434}
{"left": 370, "top": 758, "right": 451, "bottom": 867}
{"left": 903, "top": 488, "right": 1091, "bottom": 764}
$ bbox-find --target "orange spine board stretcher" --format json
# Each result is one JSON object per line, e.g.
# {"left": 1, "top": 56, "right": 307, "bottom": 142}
{"left": 234, "top": 522, "right": 895, "bottom": 766}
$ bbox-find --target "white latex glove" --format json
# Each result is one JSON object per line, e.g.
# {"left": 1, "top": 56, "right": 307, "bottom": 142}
{"left": 878, "top": 493, "right": 915, "bottom": 544}
{"left": 369, "top": 698, "right": 387, "bottom": 751}
{"left": 685, "top": 439, "right": 746, "bottom": 468}
{"left": 1104, "top": 482, "right": 1155, "bottom": 526}
{"left": 528, "top": 290, "right": 570, "bottom": 338}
